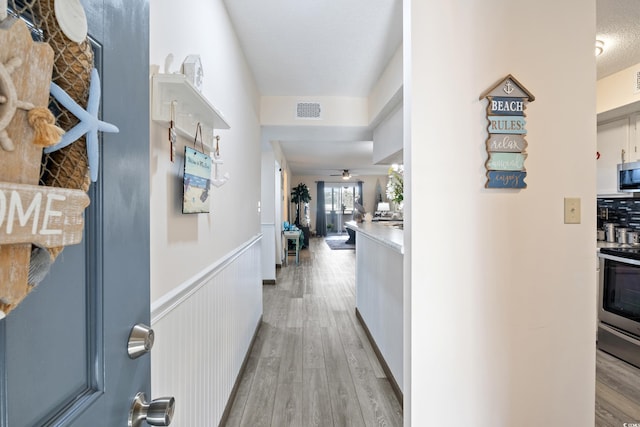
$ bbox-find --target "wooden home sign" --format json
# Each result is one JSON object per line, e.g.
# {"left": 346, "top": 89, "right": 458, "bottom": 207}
{"left": 0, "top": 182, "right": 89, "bottom": 247}
{"left": 479, "top": 75, "right": 535, "bottom": 189}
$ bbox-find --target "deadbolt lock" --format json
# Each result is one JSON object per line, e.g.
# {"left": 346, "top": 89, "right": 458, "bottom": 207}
{"left": 127, "top": 323, "right": 155, "bottom": 359}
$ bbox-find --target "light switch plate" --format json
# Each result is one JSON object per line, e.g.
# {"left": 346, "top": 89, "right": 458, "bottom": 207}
{"left": 564, "top": 197, "right": 581, "bottom": 224}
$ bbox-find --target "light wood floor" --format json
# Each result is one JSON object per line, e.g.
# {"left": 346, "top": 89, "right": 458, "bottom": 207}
{"left": 596, "top": 349, "right": 640, "bottom": 426}
{"left": 223, "top": 236, "right": 640, "bottom": 426}
{"left": 223, "top": 236, "right": 403, "bottom": 427}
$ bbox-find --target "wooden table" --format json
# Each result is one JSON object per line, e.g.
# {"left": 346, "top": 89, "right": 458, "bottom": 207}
{"left": 283, "top": 230, "right": 302, "bottom": 265}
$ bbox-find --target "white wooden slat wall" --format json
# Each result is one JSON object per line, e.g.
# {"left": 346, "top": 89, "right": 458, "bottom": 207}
{"left": 150, "top": 235, "right": 263, "bottom": 426}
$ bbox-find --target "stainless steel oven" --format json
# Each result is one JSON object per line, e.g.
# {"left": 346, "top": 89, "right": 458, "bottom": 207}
{"left": 598, "top": 248, "right": 640, "bottom": 368}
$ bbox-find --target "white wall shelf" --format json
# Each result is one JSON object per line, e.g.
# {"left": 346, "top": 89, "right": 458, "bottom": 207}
{"left": 151, "top": 73, "right": 230, "bottom": 151}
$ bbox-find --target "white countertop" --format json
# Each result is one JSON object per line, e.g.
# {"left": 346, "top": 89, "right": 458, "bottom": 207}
{"left": 345, "top": 220, "right": 404, "bottom": 254}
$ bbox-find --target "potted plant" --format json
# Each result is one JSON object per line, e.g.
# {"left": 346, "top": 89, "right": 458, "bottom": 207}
{"left": 291, "top": 182, "right": 311, "bottom": 227}
{"left": 386, "top": 165, "right": 404, "bottom": 210}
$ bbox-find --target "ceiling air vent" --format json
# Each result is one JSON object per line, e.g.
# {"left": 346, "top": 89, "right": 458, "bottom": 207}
{"left": 296, "top": 102, "right": 322, "bottom": 120}
{"left": 635, "top": 71, "right": 640, "bottom": 93}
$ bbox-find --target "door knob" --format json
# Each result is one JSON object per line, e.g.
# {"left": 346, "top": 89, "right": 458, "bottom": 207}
{"left": 128, "top": 323, "right": 155, "bottom": 359}
{"left": 129, "top": 392, "right": 175, "bottom": 427}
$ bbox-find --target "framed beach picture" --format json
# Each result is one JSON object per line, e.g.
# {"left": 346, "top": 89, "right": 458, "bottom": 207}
{"left": 183, "top": 146, "right": 212, "bottom": 214}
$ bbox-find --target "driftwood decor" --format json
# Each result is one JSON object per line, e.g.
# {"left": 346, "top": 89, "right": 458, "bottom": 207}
{"left": 0, "top": 181, "right": 89, "bottom": 247}
{"left": 0, "top": 13, "right": 91, "bottom": 318}
{"left": 479, "top": 74, "right": 535, "bottom": 189}
{"left": 0, "top": 16, "right": 56, "bottom": 318}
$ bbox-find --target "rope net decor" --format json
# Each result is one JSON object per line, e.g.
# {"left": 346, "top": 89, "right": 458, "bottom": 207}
{"left": 8, "top": 0, "right": 94, "bottom": 260}
{"left": 9, "top": 1, "right": 92, "bottom": 191}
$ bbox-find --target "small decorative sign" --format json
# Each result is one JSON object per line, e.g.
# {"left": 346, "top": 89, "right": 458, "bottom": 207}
{"left": 486, "top": 152, "right": 527, "bottom": 171}
{"left": 0, "top": 182, "right": 90, "bottom": 247}
{"left": 486, "top": 116, "right": 526, "bottom": 134}
{"left": 182, "top": 146, "right": 212, "bottom": 214}
{"left": 486, "top": 171, "right": 527, "bottom": 188}
{"left": 489, "top": 97, "right": 525, "bottom": 115}
{"left": 486, "top": 134, "right": 527, "bottom": 153}
{"left": 480, "top": 74, "right": 535, "bottom": 189}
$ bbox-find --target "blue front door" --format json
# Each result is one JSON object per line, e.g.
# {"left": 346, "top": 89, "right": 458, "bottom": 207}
{"left": 0, "top": 0, "right": 152, "bottom": 425}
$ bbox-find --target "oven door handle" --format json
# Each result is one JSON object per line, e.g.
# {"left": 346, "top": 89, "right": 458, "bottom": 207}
{"left": 600, "top": 322, "right": 640, "bottom": 343}
{"left": 599, "top": 253, "right": 640, "bottom": 266}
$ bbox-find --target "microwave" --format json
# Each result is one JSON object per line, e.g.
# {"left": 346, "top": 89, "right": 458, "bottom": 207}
{"left": 618, "top": 161, "right": 640, "bottom": 192}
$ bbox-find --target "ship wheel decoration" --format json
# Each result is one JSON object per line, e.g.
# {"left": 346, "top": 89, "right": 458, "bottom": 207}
{"left": 0, "top": 56, "right": 35, "bottom": 151}
{"left": 0, "top": 54, "right": 64, "bottom": 152}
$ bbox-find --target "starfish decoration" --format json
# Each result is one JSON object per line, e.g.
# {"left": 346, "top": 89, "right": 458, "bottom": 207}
{"left": 44, "top": 68, "right": 119, "bottom": 182}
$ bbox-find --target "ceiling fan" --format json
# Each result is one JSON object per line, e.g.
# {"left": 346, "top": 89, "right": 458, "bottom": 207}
{"left": 330, "top": 169, "right": 353, "bottom": 180}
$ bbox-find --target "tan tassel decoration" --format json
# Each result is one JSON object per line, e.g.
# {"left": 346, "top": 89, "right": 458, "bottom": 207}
{"left": 27, "top": 107, "right": 65, "bottom": 147}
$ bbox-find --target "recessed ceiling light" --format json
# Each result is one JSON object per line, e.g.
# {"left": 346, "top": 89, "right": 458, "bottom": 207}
{"left": 595, "top": 40, "right": 605, "bottom": 56}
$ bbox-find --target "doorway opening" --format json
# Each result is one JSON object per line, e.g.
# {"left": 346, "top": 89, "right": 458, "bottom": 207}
{"left": 324, "top": 183, "right": 361, "bottom": 235}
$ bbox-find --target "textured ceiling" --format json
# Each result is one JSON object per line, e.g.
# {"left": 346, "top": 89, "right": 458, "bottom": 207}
{"left": 597, "top": 0, "right": 640, "bottom": 79}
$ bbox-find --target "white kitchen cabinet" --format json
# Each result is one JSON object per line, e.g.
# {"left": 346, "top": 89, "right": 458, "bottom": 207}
{"left": 597, "top": 117, "right": 628, "bottom": 195}
{"left": 596, "top": 101, "right": 640, "bottom": 196}
{"left": 597, "top": 116, "right": 632, "bottom": 195}
{"left": 632, "top": 113, "right": 640, "bottom": 162}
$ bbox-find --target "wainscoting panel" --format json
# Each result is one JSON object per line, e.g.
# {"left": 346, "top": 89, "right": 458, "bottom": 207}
{"left": 150, "top": 235, "right": 263, "bottom": 426}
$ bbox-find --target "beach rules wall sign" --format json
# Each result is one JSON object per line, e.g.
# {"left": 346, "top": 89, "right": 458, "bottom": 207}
{"left": 479, "top": 75, "right": 535, "bottom": 189}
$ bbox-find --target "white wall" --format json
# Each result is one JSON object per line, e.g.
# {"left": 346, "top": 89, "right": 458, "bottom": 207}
{"left": 261, "top": 151, "right": 277, "bottom": 279}
{"left": 274, "top": 159, "right": 283, "bottom": 263}
{"left": 373, "top": 104, "right": 403, "bottom": 165}
{"left": 369, "top": 43, "right": 403, "bottom": 125}
{"left": 407, "top": 1, "right": 596, "bottom": 426}
{"left": 597, "top": 62, "right": 640, "bottom": 113}
{"left": 149, "top": 0, "right": 262, "bottom": 300}
{"left": 149, "top": 1, "right": 263, "bottom": 424}
{"left": 272, "top": 143, "right": 287, "bottom": 264}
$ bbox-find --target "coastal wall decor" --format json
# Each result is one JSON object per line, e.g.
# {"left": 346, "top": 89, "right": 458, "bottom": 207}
{"left": 182, "top": 146, "right": 212, "bottom": 213}
{"left": 211, "top": 135, "right": 229, "bottom": 188}
{"left": 181, "top": 54, "right": 203, "bottom": 92}
{"left": 0, "top": 15, "right": 92, "bottom": 318}
{"left": 0, "top": 15, "right": 56, "bottom": 318}
{"left": 479, "top": 74, "right": 535, "bottom": 189}
{"left": 182, "top": 123, "right": 212, "bottom": 214}
{"left": 0, "top": 0, "right": 109, "bottom": 318}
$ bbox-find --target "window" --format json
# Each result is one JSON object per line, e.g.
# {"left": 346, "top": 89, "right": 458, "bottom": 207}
{"left": 324, "top": 184, "right": 359, "bottom": 213}
{"left": 323, "top": 183, "right": 360, "bottom": 234}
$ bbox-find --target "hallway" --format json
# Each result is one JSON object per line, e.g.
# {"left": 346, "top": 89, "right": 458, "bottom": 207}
{"left": 224, "top": 237, "right": 403, "bottom": 426}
